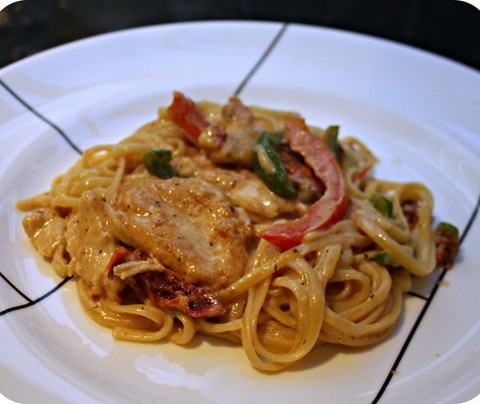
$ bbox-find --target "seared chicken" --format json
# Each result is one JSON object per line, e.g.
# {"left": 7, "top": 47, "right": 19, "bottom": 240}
{"left": 112, "top": 177, "right": 250, "bottom": 291}
{"left": 64, "top": 191, "right": 117, "bottom": 295}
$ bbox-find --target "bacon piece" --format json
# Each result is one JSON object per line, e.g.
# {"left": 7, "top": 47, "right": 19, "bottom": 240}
{"left": 401, "top": 199, "right": 418, "bottom": 229}
{"left": 137, "top": 270, "right": 225, "bottom": 317}
{"left": 277, "top": 144, "right": 325, "bottom": 203}
{"left": 435, "top": 232, "right": 459, "bottom": 270}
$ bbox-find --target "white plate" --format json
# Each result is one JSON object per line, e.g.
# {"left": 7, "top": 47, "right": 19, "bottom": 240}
{"left": 1, "top": 21, "right": 479, "bottom": 404}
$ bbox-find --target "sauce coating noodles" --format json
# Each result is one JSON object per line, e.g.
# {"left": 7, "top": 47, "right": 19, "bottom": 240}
{"left": 17, "top": 93, "right": 449, "bottom": 371}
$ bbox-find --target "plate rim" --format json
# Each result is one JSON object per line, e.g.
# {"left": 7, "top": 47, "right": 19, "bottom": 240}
{"left": 1, "top": 19, "right": 479, "bottom": 404}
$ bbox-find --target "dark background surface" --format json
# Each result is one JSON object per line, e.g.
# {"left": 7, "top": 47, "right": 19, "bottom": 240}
{"left": 1, "top": 0, "right": 480, "bottom": 71}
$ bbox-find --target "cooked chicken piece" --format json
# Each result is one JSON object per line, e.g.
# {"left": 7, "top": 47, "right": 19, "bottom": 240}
{"left": 221, "top": 97, "right": 255, "bottom": 123}
{"left": 112, "top": 177, "right": 249, "bottom": 291}
{"left": 22, "top": 208, "right": 65, "bottom": 258}
{"left": 198, "top": 97, "right": 259, "bottom": 166}
{"left": 195, "top": 165, "right": 301, "bottom": 219}
{"left": 64, "top": 191, "right": 118, "bottom": 295}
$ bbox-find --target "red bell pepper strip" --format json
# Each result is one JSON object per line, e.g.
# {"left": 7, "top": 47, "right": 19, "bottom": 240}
{"left": 258, "top": 117, "right": 349, "bottom": 250}
{"left": 105, "top": 246, "right": 131, "bottom": 273}
{"left": 166, "top": 91, "right": 209, "bottom": 146}
{"left": 105, "top": 246, "right": 146, "bottom": 273}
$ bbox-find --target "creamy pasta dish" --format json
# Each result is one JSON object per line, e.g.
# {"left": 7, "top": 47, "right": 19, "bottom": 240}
{"left": 17, "top": 92, "right": 459, "bottom": 371}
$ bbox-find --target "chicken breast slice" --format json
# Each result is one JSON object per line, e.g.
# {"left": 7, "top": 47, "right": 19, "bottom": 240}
{"left": 22, "top": 208, "right": 65, "bottom": 259}
{"left": 64, "top": 191, "right": 118, "bottom": 295}
{"left": 112, "top": 177, "right": 249, "bottom": 291}
{"left": 196, "top": 166, "right": 300, "bottom": 219}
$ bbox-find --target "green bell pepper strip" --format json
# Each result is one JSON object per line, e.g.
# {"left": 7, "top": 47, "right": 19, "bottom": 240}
{"left": 251, "top": 131, "right": 297, "bottom": 199}
{"left": 143, "top": 150, "right": 179, "bottom": 179}
{"left": 370, "top": 193, "right": 393, "bottom": 218}
{"left": 258, "top": 117, "right": 349, "bottom": 250}
{"left": 373, "top": 250, "right": 399, "bottom": 267}
{"left": 435, "top": 222, "right": 459, "bottom": 239}
{"left": 324, "top": 125, "right": 340, "bottom": 160}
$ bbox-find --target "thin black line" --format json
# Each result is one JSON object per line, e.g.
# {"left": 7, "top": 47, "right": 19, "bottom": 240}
{"left": 406, "top": 290, "right": 428, "bottom": 300}
{"left": 0, "top": 78, "right": 81, "bottom": 316}
{"left": 0, "top": 272, "right": 32, "bottom": 302}
{"left": 0, "top": 276, "right": 72, "bottom": 317}
{"left": 459, "top": 192, "right": 480, "bottom": 245}
{"left": 233, "top": 23, "right": 288, "bottom": 97}
{"left": 371, "top": 273, "right": 445, "bottom": 403}
{"left": 0, "top": 79, "right": 83, "bottom": 155}
{"left": 372, "top": 192, "right": 480, "bottom": 403}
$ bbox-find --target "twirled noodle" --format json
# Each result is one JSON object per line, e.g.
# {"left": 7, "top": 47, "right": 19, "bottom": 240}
{"left": 17, "top": 93, "right": 450, "bottom": 371}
